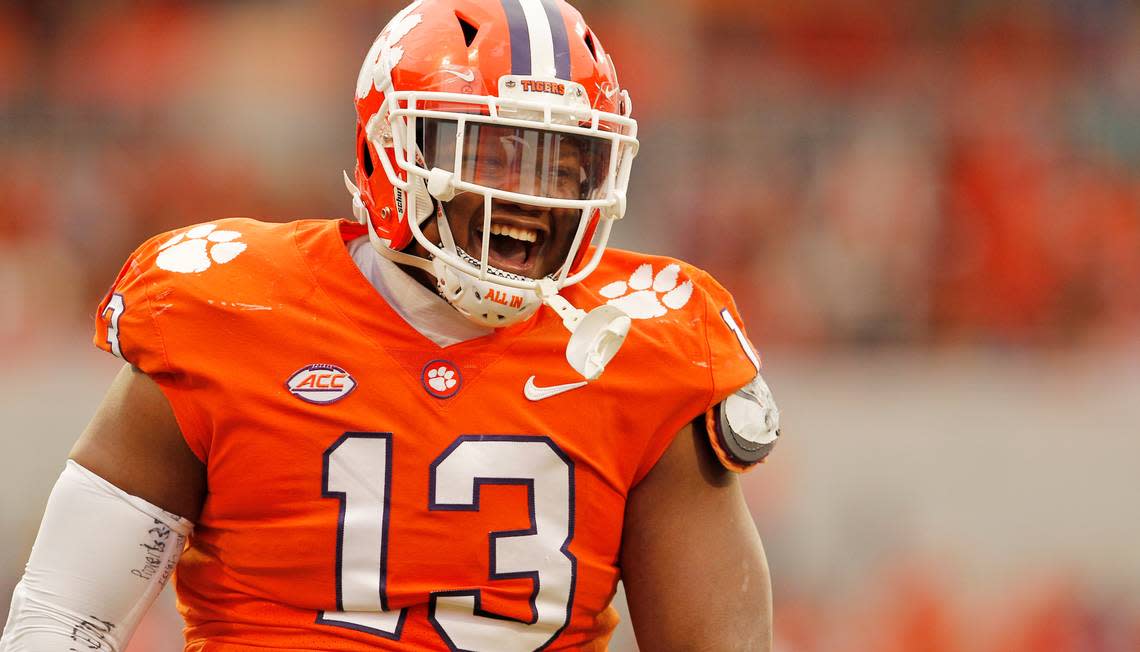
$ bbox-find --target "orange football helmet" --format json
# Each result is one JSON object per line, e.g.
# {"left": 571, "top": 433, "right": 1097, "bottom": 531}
{"left": 347, "top": 0, "right": 638, "bottom": 333}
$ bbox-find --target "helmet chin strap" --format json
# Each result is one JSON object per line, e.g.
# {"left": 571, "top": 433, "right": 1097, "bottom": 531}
{"left": 536, "top": 279, "right": 631, "bottom": 381}
{"left": 345, "top": 170, "right": 630, "bottom": 381}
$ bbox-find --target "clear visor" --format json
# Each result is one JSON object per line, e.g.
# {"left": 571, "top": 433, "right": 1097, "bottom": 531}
{"left": 417, "top": 119, "right": 612, "bottom": 201}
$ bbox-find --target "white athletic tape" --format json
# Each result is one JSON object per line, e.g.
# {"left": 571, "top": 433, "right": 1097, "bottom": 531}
{"left": 0, "top": 461, "right": 192, "bottom": 652}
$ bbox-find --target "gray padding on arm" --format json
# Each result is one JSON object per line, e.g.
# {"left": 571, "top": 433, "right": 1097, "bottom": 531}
{"left": 714, "top": 372, "right": 780, "bottom": 467}
{"left": 0, "top": 460, "right": 192, "bottom": 652}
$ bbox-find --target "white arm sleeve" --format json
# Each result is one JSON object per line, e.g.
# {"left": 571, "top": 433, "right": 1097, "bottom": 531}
{"left": 1, "top": 460, "right": 193, "bottom": 652}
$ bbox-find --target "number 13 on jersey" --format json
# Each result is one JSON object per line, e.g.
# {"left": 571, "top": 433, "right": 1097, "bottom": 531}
{"left": 320, "top": 433, "right": 575, "bottom": 652}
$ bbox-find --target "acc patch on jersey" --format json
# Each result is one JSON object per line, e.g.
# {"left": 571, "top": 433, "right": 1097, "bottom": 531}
{"left": 286, "top": 364, "right": 357, "bottom": 404}
{"left": 708, "top": 373, "right": 780, "bottom": 471}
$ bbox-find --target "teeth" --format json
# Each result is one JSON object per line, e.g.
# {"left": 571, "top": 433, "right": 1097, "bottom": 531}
{"left": 489, "top": 223, "right": 538, "bottom": 243}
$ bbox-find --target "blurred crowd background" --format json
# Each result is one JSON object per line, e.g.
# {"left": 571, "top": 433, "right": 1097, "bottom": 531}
{"left": 1, "top": 1, "right": 1138, "bottom": 651}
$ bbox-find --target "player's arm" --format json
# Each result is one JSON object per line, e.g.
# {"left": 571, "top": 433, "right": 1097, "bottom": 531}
{"left": 620, "top": 418, "right": 772, "bottom": 651}
{"left": 70, "top": 363, "right": 206, "bottom": 520}
{"left": 0, "top": 364, "right": 205, "bottom": 652}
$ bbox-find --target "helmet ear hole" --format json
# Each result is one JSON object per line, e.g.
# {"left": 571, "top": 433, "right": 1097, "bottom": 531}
{"left": 584, "top": 30, "right": 598, "bottom": 61}
{"left": 360, "top": 138, "right": 375, "bottom": 178}
{"left": 456, "top": 13, "right": 478, "bottom": 48}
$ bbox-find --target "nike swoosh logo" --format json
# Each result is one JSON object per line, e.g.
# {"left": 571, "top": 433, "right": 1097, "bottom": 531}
{"left": 439, "top": 69, "right": 476, "bottom": 82}
{"left": 524, "top": 376, "right": 588, "bottom": 402}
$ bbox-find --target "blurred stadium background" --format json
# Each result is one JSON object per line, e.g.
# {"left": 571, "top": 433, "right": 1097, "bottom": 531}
{"left": 2, "top": 0, "right": 1139, "bottom": 650}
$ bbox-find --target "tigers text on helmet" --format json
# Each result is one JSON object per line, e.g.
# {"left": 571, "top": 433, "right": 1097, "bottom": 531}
{"left": 347, "top": 0, "right": 639, "bottom": 379}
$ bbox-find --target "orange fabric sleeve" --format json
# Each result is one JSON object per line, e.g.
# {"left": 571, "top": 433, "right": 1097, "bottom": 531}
{"left": 699, "top": 268, "right": 772, "bottom": 473}
{"left": 626, "top": 265, "right": 761, "bottom": 485}
{"left": 93, "top": 230, "right": 210, "bottom": 463}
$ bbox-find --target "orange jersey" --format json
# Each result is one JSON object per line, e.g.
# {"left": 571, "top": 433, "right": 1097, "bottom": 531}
{"left": 94, "top": 218, "right": 759, "bottom": 651}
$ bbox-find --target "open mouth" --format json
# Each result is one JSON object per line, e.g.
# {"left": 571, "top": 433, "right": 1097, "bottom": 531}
{"left": 472, "top": 221, "right": 547, "bottom": 277}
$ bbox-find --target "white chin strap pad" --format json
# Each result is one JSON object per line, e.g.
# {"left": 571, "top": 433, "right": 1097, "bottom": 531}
{"left": 1, "top": 461, "right": 192, "bottom": 652}
{"left": 432, "top": 256, "right": 542, "bottom": 328}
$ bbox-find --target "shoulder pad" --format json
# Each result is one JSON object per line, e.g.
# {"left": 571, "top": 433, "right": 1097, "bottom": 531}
{"left": 705, "top": 372, "right": 780, "bottom": 471}
{"left": 93, "top": 218, "right": 285, "bottom": 372}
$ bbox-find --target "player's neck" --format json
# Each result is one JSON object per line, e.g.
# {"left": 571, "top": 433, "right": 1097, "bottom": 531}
{"left": 348, "top": 236, "right": 492, "bottom": 347}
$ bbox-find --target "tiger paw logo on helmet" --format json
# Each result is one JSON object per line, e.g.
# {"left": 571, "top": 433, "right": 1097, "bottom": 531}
{"left": 156, "top": 224, "right": 247, "bottom": 274}
{"left": 600, "top": 263, "right": 693, "bottom": 320}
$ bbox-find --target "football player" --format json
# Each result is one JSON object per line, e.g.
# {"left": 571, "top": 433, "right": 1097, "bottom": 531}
{"left": 1, "top": 0, "right": 780, "bottom": 650}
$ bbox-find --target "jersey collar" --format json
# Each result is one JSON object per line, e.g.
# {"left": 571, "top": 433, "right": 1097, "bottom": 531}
{"left": 348, "top": 235, "right": 493, "bottom": 348}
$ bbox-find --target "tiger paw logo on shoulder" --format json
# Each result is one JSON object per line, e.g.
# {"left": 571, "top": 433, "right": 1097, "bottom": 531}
{"left": 156, "top": 224, "right": 247, "bottom": 274}
{"left": 600, "top": 263, "right": 693, "bottom": 320}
